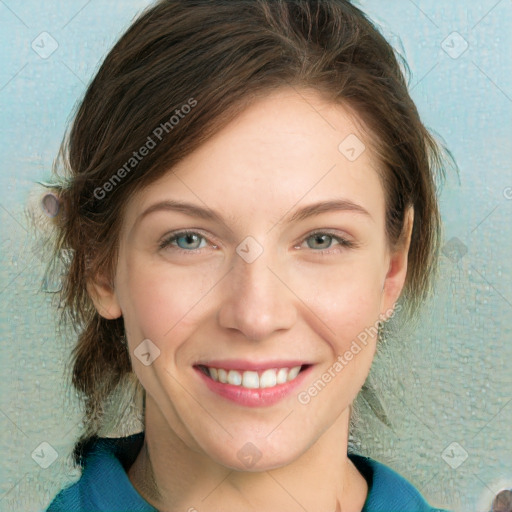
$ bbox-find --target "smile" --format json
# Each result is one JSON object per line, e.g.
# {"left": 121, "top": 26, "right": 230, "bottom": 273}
{"left": 194, "top": 362, "right": 313, "bottom": 407}
{"left": 198, "top": 365, "right": 306, "bottom": 389}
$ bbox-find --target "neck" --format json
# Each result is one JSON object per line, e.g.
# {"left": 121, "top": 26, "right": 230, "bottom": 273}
{"left": 127, "top": 396, "right": 367, "bottom": 512}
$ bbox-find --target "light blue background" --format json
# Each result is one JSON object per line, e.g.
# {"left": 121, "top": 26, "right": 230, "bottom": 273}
{"left": 0, "top": 1, "right": 511, "bottom": 511}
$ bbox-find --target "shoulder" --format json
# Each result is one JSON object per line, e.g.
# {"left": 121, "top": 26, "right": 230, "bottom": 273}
{"left": 45, "top": 434, "right": 451, "bottom": 512}
{"left": 44, "top": 433, "right": 156, "bottom": 512}
{"left": 348, "top": 453, "right": 452, "bottom": 512}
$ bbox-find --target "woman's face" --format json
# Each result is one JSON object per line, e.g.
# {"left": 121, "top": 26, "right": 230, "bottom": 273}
{"left": 90, "top": 87, "right": 412, "bottom": 470}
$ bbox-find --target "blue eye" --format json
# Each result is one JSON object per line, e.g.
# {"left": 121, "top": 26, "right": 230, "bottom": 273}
{"left": 159, "top": 230, "right": 355, "bottom": 255}
{"left": 160, "top": 231, "right": 207, "bottom": 252}
{"left": 302, "top": 231, "right": 354, "bottom": 253}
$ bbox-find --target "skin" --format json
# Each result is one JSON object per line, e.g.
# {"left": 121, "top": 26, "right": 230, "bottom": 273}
{"left": 88, "top": 87, "right": 414, "bottom": 512}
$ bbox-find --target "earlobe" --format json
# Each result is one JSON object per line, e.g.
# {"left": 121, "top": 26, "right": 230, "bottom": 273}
{"left": 86, "top": 273, "right": 122, "bottom": 320}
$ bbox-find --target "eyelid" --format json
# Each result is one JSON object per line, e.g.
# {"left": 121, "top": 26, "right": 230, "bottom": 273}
{"left": 159, "top": 229, "right": 216, "bottom": 252}
{"left": 159, "top": 228, "right": 357, "bottom": 254}
{"left": 295, "top": 229, "right": 356, "bottom": 252}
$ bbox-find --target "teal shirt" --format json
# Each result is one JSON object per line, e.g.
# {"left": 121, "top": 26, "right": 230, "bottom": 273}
{"left": 45, "top": 432, "right": 450, "bottom": 511}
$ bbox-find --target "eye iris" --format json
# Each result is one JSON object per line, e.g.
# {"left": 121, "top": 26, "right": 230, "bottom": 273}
{"left": 308, "top": 234, "right": 332, "bottom": 249}
{"left": 178, "top": 233, "right": 201, "bottom": 249}
{"left": 170, "top": 233, "right": 341, "bottom": 251}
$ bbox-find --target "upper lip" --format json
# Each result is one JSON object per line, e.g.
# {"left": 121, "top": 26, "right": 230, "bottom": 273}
{"left": 194, "top": 359, "right": 311, "bottom": 371}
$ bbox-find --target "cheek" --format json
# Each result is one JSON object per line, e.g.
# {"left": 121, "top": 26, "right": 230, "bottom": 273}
{"left": 117, "top": 245, "right": 386, "bottom": 351}
{"left": 292, "top": 265, "right": 382, "bottom": 417}
{"left": 292, "top": 257, "right": 385, "bottom": 348}
{"left": 116, "top": 254, "right": 217, "bottom": 342}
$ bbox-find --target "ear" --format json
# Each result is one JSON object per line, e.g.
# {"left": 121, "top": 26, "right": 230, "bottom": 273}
{"left": 86, "top": 272, "right": 122, "bottom": 320}
{"left": 379, "top": 206, "right": 414, "bottom": 318}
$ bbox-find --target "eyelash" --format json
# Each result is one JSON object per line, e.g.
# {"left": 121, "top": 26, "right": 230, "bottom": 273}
{"left": 159, "top": 229, "right": 356, "bottom": 255}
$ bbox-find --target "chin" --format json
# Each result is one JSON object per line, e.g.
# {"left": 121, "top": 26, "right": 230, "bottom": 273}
{"left": 197, "top": 431, "right": 311, "bottom": 472}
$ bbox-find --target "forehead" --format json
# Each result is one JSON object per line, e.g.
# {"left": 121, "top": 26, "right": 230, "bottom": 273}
{"left": 124, "top": 87, "right": 385, "bottom": 229}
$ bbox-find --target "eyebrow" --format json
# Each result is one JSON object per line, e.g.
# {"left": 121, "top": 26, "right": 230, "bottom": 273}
{"left": 136, "top": 198, "right": 372, "bottom": 229}
{"left": 286, "top": 199, "right": 372, "bottom": 223}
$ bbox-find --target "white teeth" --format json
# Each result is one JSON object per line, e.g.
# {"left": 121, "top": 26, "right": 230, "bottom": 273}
{"left": 276, "top": 368, "right": 288, "bottom": 384}
{"left": 242, "top": 371, "right": 259, "bottom": 389}
{"left": 287, "top": 366, "right": 301, "bottom": 381}
{"left": 227, "top": 370, "right": 242, "bottom": 386}
{"left": 205, "top": 365, "right": 304, "bottom": 389}
{"left": 259, "top": 369, "right": 277, "bottom": 388}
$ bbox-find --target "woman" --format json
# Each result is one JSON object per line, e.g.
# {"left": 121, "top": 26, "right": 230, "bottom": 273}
{"left": 43, "top": 0, "right": 453, "bottom": 510}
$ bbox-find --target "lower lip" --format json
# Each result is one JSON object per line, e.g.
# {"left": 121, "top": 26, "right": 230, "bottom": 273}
{"left": 195, "top": 366, "right": 313, "bottom": 408}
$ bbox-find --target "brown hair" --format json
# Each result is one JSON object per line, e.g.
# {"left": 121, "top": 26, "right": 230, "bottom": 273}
{"left": 43, "top": 0, "right": 454, "bottom": 463}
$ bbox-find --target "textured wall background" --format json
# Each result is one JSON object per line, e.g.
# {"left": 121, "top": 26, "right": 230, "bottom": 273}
{"left": 0, "top": 1, "right": 510, "bottom": 511}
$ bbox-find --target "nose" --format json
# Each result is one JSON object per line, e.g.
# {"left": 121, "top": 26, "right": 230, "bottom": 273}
{"left": 217, "top": 249, "right": 297, "bottom": 341}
